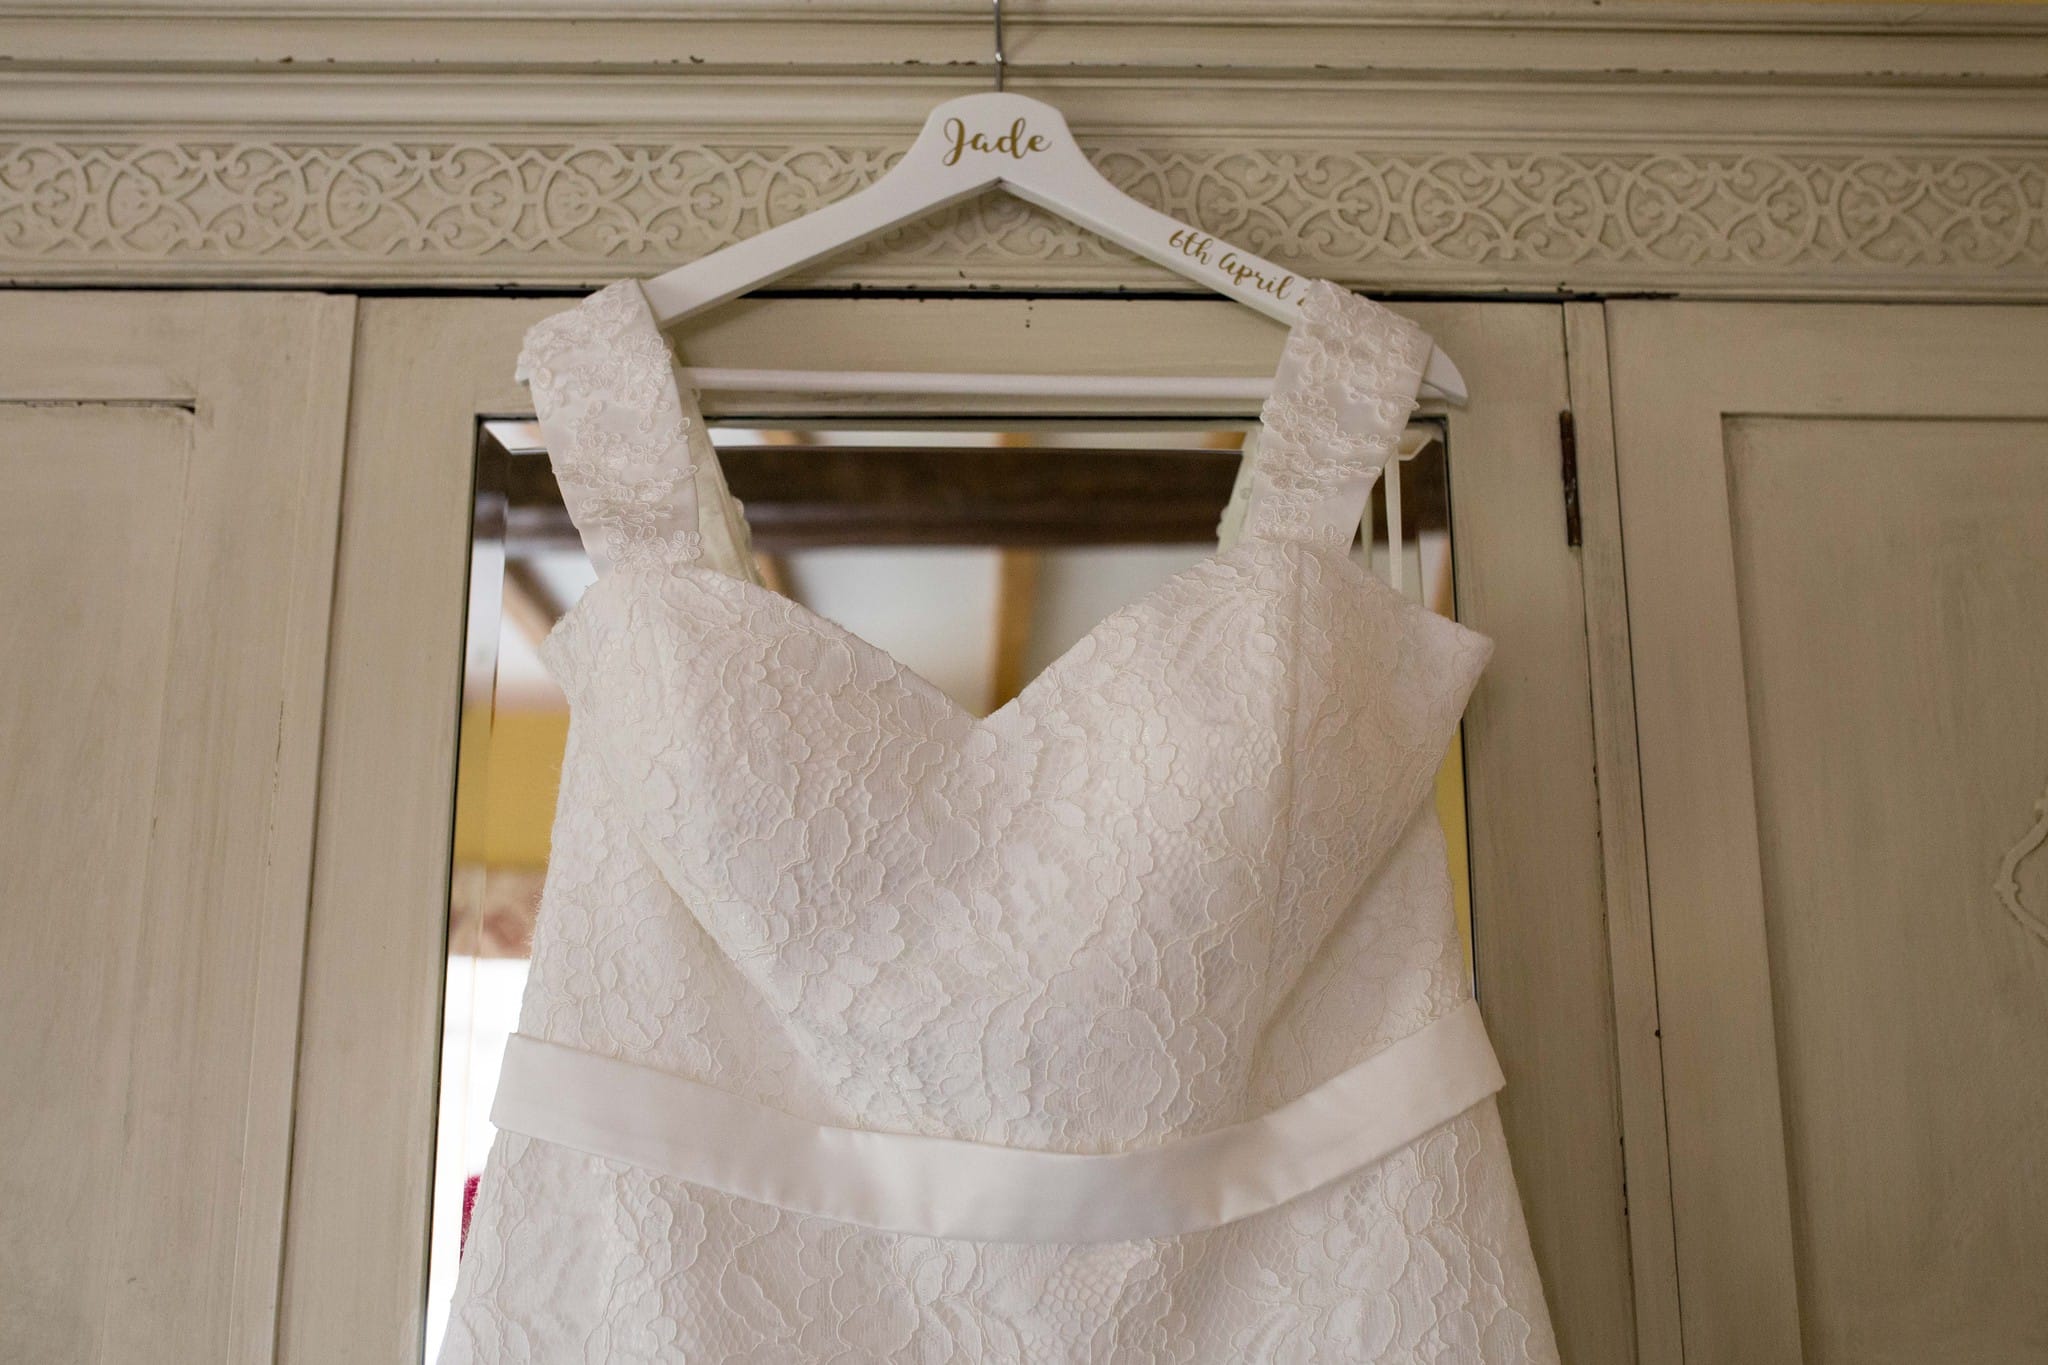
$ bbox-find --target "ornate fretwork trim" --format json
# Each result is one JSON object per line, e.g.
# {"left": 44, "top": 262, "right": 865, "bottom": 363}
{"left": 3, "top": 138, "right": 2046, "bottom": 295}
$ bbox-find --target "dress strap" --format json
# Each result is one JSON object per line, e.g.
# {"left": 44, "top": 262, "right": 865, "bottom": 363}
{"left": 1236, "top": 281, "right": 1432, "bottom": 552}
{"left": 514, "top": 280, "right": 705, "bottom": 575}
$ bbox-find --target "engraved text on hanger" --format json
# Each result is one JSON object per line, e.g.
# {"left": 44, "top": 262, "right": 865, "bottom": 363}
{"left": 941, "top": 116, "right": 1050, "bottom": 167}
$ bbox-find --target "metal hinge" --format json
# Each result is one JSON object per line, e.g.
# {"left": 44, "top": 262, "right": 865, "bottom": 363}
{"left": 1558, "top": 410, "right": 1583, "bottom": 548}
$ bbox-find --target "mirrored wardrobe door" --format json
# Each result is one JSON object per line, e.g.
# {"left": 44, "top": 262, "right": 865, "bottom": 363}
{"left": 285, "top": 294, "right": 1635, "bottom": 1364}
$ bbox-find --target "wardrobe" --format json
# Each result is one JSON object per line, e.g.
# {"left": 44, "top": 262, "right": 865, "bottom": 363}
{"left": 3, "top": 5, "right": 2044, "bottom": 1364}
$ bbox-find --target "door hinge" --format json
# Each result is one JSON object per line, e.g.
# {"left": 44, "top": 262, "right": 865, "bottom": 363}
{"left": 1558, "top": 410, "right": 1583, "bottom": 548}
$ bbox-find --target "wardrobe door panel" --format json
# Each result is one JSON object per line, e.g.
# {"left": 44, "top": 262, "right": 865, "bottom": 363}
{"left": 0, "top": 292, "right": 354, "bottom": 1365}
{"left": 1607, "top": 302, "right": 2048, "bottom": 1365}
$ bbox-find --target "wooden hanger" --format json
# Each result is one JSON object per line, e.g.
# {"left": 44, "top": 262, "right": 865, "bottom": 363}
{"left": 639, "top": 22, "right": 1467, "bottom": 408}
{"left": 639, "top": 3, "right": 1462, "bottom": 591}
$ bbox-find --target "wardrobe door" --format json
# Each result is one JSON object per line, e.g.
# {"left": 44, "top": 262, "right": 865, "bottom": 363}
{"left": 290, "top": 295, "right": 1633, "bottom": 1364}
{"left": 1606, "top": 303, "right": 2048, "bottom": 1365}
{"left": 0, "top": 292, "right": 354, "bottom": 1364}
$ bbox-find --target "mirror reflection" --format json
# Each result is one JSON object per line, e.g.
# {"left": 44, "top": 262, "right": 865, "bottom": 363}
{"left": 428, "top": 417, "right": 1463, "bottom": 1358}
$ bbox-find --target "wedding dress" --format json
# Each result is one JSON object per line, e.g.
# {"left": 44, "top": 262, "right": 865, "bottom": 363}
{"left": 438, "top": 276, "right": 1560, "bottom": 1363}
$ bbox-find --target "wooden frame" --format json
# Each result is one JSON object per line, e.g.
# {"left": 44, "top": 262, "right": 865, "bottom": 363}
{"left": 1566, "top": 301, "right": 1685, "bottom": 1365}
{"left": 285, "top": 291, "right": 1639, "bottom": 1363}
{"left": 279, "top": 295, "right": 535, "bottom": 1365}
{"left": 1432, "top": 301, "right": 1637, "bottom": 1365}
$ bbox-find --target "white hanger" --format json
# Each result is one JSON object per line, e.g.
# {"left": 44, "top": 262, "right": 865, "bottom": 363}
{"left": 640, "top": 20, "right": 1466, "bottom": 408}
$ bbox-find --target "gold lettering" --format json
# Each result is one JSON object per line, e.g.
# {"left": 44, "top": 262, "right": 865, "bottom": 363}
{"left": 941, "top": 116, "right": 1049, "bottom": 168}
{"left": 1213, "top": 251, "right": 1299, "bottom": 300}
{"left": 1163, "top": 238, "right": 1302, "bottom": 300}
{"left": 1169, "top": 228, "right": 1215, "bottom": 266}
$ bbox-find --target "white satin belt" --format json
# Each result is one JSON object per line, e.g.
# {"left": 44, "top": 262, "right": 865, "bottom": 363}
{"left": 490, "top": 1000, "right": 1505, "bottom": 1245}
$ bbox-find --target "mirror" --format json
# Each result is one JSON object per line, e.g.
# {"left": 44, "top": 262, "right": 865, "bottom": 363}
{"left": 425, "top": 415, "right": 1466, "bottom": 1357}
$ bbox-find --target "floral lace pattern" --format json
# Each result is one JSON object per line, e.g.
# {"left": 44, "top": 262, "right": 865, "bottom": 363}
{"left": 1246, "top": 282, "right": 1431, "bottom": 549}
{"left": 440, "top": 278, "right": 1559, "bottom": 1363}
{"left": 515, "top": 282, "right": 706, "bottom": 570}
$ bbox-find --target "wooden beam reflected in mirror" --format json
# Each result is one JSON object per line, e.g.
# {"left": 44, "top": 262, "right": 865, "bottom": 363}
{"left": 490, "top": 435, "right": 1448, "bottom": 553}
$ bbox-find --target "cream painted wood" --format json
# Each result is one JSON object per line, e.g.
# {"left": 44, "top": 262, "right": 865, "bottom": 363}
{"left": 1608, "top": 302, "right": 2048, "bottom": 1365}
{"left": 289, "top": 292, "right": 1636, "bottom": 1363}
{"left": 1565, "top": 302, "right": 1684, "bottom": 1365}
{"left": 280, "top": 296, "right": 537, "bottom": 1365}
{"left": 1415, "top": 301, "right": 1636, "bottom": 1365}
{"left": 0, "top": 291, "right": 354, "bottom": 1364}
{"left": 5, "top": 8, "right": 2048, "bottom": 300}
{"left": 17, "top": 1, "right": 2047, "bottom": 79}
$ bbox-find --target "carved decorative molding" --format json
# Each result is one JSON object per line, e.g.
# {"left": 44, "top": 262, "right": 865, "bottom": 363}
{"left": 4, "top": 136, "right": 2046, "bottom": 295}
{"left": 1995, "top": 780, "right": 2048, "bottom": 946}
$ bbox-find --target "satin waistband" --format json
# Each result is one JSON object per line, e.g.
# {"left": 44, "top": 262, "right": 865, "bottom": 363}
{"left": 489, "top": 999, "right": 1504, "bottom": 1245}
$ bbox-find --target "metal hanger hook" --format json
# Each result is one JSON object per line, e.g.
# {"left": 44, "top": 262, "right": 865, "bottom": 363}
{"left": 991, "top": 0, "right": 1006, "bottom": 92}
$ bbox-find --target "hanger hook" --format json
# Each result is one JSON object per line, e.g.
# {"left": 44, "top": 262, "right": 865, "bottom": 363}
{"left": 991, "top": 0, "right": 1006, "bottom": 93}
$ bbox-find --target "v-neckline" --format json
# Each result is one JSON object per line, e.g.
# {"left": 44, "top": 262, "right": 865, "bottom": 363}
{"left": 550, "top": 275, "right": 1366, "bottom": 732}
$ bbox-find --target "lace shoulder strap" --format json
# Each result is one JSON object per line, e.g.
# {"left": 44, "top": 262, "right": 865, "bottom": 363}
{"left": 514, "top": 280, "right": 704, "bottom": 575}
{"left": 1234, "top": 280, "right": 1431, "bottom": 552}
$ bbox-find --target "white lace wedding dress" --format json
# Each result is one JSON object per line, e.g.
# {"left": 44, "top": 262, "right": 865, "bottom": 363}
{"left": 438, "top": 276, "right": 1560, "bottom": 1363}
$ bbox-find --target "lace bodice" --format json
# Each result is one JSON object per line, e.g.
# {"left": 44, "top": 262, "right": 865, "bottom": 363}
{"left": 440, "top": 276, "right": 1559, "bottom": 1363}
